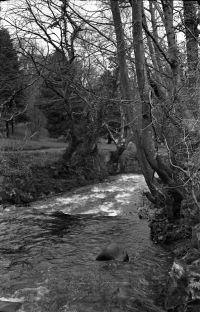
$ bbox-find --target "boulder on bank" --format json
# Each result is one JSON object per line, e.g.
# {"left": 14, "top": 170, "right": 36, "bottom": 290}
{"left": 164, "top": 260, "right": 188, "bottom": 310}
{"left": 137, "top": 205, "right": 159, "bottom": 220}
{"left": 165, "top": 245, "right": 200, "bottom": 311}
{"left": 96, "top": 243, "right": 129, "bottom": 262}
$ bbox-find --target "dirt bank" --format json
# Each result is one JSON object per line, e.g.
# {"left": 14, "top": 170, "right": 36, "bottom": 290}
{"left": 0, "top": 160, "right": 108, "bottom": 206}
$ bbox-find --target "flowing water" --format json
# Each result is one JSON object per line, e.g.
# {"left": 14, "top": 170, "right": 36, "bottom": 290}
{"left": 0, "top": 174, "right": 172, "bottom": 312}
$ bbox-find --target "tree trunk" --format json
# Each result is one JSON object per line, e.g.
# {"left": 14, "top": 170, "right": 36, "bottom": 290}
{"left": 110, "top": 0, "right": 184, "bottom": 214}
{"left": 110, "top": 0, "right": 133, "bottom": 131}
{"left": 161, "top": 0, "right": 180, "bottom": 94}
{"left": 131, "top": 0, "right": 184, "bottom": 211}
{"left": 110, "top": 0, "right": 164, "bottom": 196}
{"left": 6, "top": 121, "right": 9, "bottom": 138}
{"left": 183, "top": 0, "right": 199, "bottom": 113}
{"left": 131, "top": 0, "right": 158, "bottom": 183}
{"left": 11, "top": 119, "right": 14, "bottom": 135}
{"left": 149, "top": 1, "right": 167, "bottom": 96}
{"left": 142, "top": 5, "right": 166, "bottom": 100}
{"left": 142, "top": 6, "right": 159, "bottom": 75}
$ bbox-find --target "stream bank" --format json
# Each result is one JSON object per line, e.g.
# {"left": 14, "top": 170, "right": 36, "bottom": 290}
{"left": 0, "top": 141, "right": 140, "bottom": 206}
{"left": 148, "top": 201, "right": 200, "bottom": 311}
{"left": 0, "top": 160, "right": 108, "bottom": 206}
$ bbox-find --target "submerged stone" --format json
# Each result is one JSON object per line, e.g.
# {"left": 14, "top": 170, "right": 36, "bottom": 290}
{"left": 96, "top": 243, "right": 129, "bottom": 262}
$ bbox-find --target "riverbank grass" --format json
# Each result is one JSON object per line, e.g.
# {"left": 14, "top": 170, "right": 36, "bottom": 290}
{"left": 0, "top": 137, "right": 66, "bottom": 151}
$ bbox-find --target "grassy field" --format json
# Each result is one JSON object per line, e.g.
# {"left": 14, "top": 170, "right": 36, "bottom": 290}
{"left": 0, "top": 135, "right": 116, "bottom": 167}
{"left": 0, "top": 138, "right": 67, "bottom": 151}
{"left": 0, "top": 138, "right": 116, "bottom": 151}
{"left": 2, "top": 149, "right": 66, "bottom": 166}
{"left": 0, "top": 137, "right": 67, "bottom": 167}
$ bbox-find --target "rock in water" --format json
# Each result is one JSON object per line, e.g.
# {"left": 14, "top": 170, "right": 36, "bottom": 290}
{"left": 96, "top": 243, "right": 129, "bottom": 262}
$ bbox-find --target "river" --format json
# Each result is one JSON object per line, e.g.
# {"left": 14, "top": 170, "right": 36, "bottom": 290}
{"left": 0, "top": 174, "right": 172, "bottom": 312}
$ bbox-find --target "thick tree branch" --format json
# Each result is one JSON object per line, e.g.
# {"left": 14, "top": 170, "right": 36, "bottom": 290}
{"left": 142, "top": 21, "right": 172, "bottom": 66}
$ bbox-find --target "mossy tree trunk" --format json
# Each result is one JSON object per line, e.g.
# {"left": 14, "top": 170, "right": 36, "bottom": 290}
{"left": 130, "top": 0, "right": 184, "bottom": 216}
{"left": 183, "top": 1, "right": 199, "bottom": 115}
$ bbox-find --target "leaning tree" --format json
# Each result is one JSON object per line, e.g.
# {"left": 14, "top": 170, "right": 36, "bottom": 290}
{"left": 107, "top": 0, "right": 200, "bottom": 219}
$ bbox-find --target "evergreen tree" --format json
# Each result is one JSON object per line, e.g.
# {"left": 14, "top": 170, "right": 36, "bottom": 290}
{"left": 0, "top": 28, "right": 19, "bottom": 96}
{"left": 0, "top": 28, "right": 21, "bottom": 137}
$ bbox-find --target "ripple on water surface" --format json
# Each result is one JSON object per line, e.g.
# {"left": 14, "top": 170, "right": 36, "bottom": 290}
{"left": 0, "top": 174, "right": 172, "bottom": 311}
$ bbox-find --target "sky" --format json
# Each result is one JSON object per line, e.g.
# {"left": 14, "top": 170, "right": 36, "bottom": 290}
{"left": 0, "top": 0, "right": 106, "bottom": 52}
{"left": 0, "top": 0, "right": 185, "bottom": 54}
{"left": 0, "top": 0, "right": 100, "bottom": 34}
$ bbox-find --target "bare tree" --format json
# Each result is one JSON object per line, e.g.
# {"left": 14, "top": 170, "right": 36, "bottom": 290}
{"left": 4, "top": 0, "right": 200, "bottom": 217}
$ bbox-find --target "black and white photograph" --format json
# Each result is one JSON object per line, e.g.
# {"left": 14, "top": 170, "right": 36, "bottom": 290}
{"left": 0, "top": 0, "right": 199, "bottom": 311}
